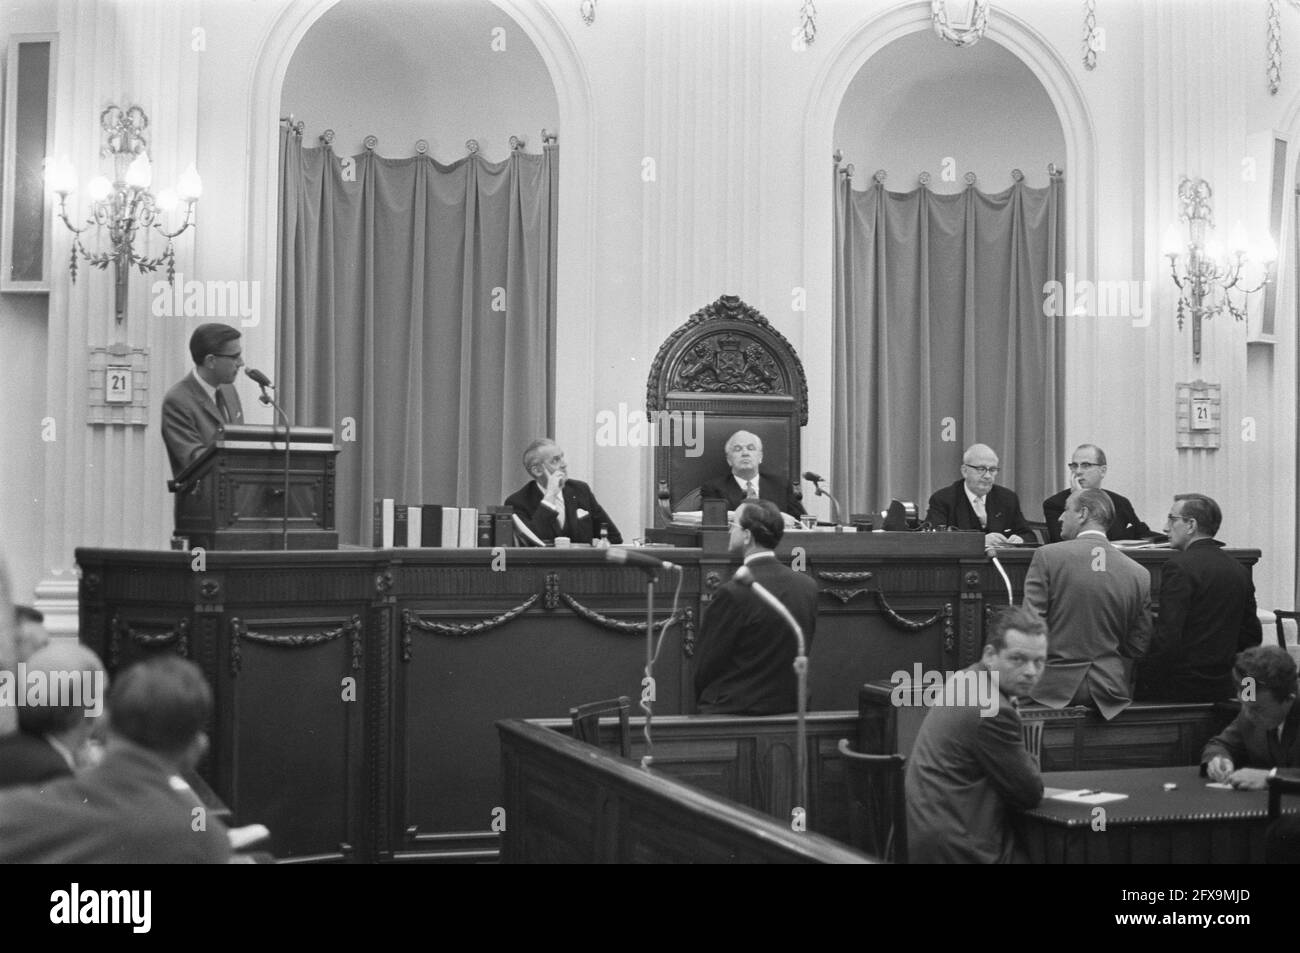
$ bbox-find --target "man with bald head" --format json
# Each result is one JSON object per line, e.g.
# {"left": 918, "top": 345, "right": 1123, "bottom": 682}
{"left": 1042, "top": 444, "right": 1151, "bottom": 543}
{"left": 0, "top": 641, "right": 106, "bottom": 789}
{"left": 925, "top": 443, "right": 1031, "bottom": 550}
{"left": 699, "top": 430, "right": 805, "bottom": 519}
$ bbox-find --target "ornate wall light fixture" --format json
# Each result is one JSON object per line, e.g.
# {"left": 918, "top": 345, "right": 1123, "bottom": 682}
{"left": 1163, "top": 177, "right": 1275, "bottom": 363}
{"left": 46, "top": 104, "right": 200, "bottom": 323}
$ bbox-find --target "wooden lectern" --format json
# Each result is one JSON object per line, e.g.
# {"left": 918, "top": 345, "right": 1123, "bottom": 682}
{"left": 168, "top": 424, "right": 340, "bottom": 550}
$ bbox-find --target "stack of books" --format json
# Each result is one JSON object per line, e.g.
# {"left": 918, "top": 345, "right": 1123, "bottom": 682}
{"left": 372, "top": 500, "right": 514, "bottom": 548}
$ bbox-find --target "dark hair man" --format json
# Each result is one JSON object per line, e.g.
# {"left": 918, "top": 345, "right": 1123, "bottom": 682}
{"left": 1024, "top": 488, "right": 1153, "bottom": 719}
{"left": 504, "top": 438, "right": 621, "bottom": 545}
{"left": 924, "top": 443, "right": 1031, "bottom": 552}
{"left": 0, "top": 642, "right": 105, "bottom": 789}
{"left": 1041, "top": 444, "right": 1151, "bottom": 542}
{"left": 904, "top": 606, "right": 1047, "bottom": 864}
{"left": 0, "top": 656, "right": 231, "bottom": 863}
{"left": 1136, "top": 493, "right": 1263, "bottom": 702}
{"left": 698, "top": 430, "right": 805, "bottom": 519}
{"left": 693, "top": 499, "right": 818, "bottom": 714}
{"left": 161, "top": 323, "right": 246, "bottom": 477}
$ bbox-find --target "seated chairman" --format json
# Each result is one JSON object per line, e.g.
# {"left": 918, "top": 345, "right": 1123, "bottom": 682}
{"left": 924, "top": 443, "right": 1031, "bottom": 550}
{"left": 0, "top": 655, "right": 231, "bottom": 863}
{"left": 1041, "top": 444, "right": 1151, "bottom": 542}
{"left": 1136, "top": 493, "right": 1262, "bottom": 702}
{"left": 904, "top": 606, "right": 1047, "bottom": 864}
{"left": 0, "top": 642, "right": 105, "bottom": 790}
{"left": 694, "top": 499, "right": 818, "bottom": 715}
{"left": 698, "top": 430, "right": 805, "bottom": 520}
{"left": 1202, "top": 645, "right": 1299, "bottom": 789}
{"left": 161, "top": 322, "right": 246, "bottom": 478}
{"left": 1024, "top": 489, "right": 1152, "bottom": 720}
{"left": 504, "top": 438, "right": 622, "bottom": 545}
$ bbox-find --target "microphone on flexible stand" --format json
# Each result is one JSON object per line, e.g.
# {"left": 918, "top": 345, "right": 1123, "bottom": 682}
{"left": 246, "top": 368, "right": 292, "bottom": 551}
{"left": 803, "top": 471, "right": 843, "bottom": 528}
{"left": 605, "top": 548, "right": 679, "bottom": 573}
{"left": 733, "top": 564, "right": 809, "bottom": 822}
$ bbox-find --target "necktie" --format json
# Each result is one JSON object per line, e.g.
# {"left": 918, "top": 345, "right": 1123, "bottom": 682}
{"left": 215, "top": 389, "right": 231, "bottom": 424}
{"left": 973, "top": 495, "right": 987, "bottom": 527}
{"left": 745, "top": 481, "right": 757, "bottom": 499}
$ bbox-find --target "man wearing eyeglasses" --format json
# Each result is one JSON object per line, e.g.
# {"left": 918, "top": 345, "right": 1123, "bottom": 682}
{"left": 924, "top": 443, "right": 1031, "bottom": 551}
{"left": 1041, "top": 444, "right": 1151, "bottom": 543}
{"left": 1136, "top": 494, "right": 1263, "bottom": 702}
{"left": 161, "top": 323, "right": 246, "bottom": 477}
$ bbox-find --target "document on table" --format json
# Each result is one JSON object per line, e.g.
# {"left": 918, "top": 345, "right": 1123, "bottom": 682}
{"left": 1044, "top": 787, "right": 1129, "bottom": 805}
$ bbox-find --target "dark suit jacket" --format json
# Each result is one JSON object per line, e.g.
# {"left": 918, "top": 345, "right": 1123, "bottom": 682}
{"left": 924, "top": 480, "right": 1031, "bottom": 538}
{"left": 504, "top": 478, "right": 622, "bottom": 545}
{"left": 699, "top": 472, "right": 805, "bottom": 518}
{"left": 0, "top": 732, "right": 72, "bottom": 790}
{"left": 161, "top": 372, "right": 245, "bottom": 477}
{"left": 694, "top": 554, "right": 818, "bottom": 715}
{"left": 0, "top": 742, "right": 231, "bottom": 863}
{"left": 1042, "top": 488, "right": 1151, "bottom": 542}
{"left": 1201, "top": 703, "right": 1300, "bottom": 771}
{"left": 904, "top": 663, "right": 1044, "bottom": 864}
{"left": 1136, "top": 539, "right": 1263, "bottom": 702}
{"left": 1024, "top": 534, "right": 1153, "bottom": 719}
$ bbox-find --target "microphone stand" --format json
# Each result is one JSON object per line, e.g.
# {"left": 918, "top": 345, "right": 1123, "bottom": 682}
{"left": 736, "top": 567, "right": 809, "bottom": 823}
{"left": 809, "top": 478, "right": 844, "bottom": 531}
{"left": 257, "top": 383, "right": 292, "bottom": 551}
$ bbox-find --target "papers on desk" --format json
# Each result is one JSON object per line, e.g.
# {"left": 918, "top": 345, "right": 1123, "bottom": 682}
{"left": 1044, "top": 787, "right": 1129, "bottom": 805}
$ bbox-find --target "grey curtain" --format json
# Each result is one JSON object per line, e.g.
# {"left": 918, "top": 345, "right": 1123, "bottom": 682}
{"left": 278, "top": 127, "right": 557, "bottom": 543}
{"left": 832, "top": 174, "right": 1065, "bottom": 521}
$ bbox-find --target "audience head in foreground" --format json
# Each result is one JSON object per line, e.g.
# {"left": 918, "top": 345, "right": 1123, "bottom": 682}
{"left": 693, "top": 500, "right": 818, "bottom": 716}
{"left": 0, "top": 642, "right": 106, "bottom": 790}
{"left": 1202, "top": 645, "right": 1299, "bottom": 790}
{"left": 13, "top": 604, "right": 49, "bottom": 662}
{"left": 698, "top": 430, "right": 806, "bottom": 519}
{"left": 904, "top": 606, "right": 1047, "bottom": 864}
{"left": 503, "top": 437, "right": 622, "bottom": 545}
{"left": 1135, "top": 493, "right": 1263, "bottom": 703}
{"left": 0, "top": 655, "right": 231, "bottom": 864}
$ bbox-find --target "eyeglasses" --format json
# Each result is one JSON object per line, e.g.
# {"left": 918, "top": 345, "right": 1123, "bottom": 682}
{"left": 1166, "top": 514, "right": 1189, "bottom": 524}
{"left": 1067, "top": 462, "right": 1101, "bottom": 472}
{"left": 963, "top": 465, "right": 999, "bottom": 476}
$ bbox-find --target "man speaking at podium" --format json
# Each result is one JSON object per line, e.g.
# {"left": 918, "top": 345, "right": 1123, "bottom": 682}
{"left": 161, "top": 323, "right": 246, "bottom": 477}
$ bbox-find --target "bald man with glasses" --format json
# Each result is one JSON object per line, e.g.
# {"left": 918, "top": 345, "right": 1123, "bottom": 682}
{"left": 1042, "top": 444, "right": 1151, "bottom": 543}
{"left": 924, "top": 443, "right": 1031, "bottom": 551}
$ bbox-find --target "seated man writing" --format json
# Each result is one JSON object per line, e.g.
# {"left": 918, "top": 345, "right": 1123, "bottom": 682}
{"left": 504, "top": 438, "right": 622, "bottom": 545}
{"left": 1202, "top": 645, "right": 1300, "bottom": 789}
{"left": 699, "top": 430, "right": 805, "bottom": 521}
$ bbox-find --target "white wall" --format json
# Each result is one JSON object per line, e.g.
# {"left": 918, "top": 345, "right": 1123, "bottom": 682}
{"left": 834, "top": 28, "right": 1065, "bottom": 192}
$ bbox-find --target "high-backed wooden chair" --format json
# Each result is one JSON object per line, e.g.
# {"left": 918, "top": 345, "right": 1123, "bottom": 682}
{"left": 837, "top": 738, "right": 907, "bottom": 863}
{"left": 569, "top": 696, "right": 632, "bottom": 758}
{"left": 1272, "top": 609, "right": 1298, "bottom": 649}
{"left": 646, "top": 295, "right": 809, "bottom": 525}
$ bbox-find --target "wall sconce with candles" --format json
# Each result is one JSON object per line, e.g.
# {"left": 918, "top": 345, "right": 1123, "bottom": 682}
{"left": 1162, "top": 176, "right": 1275, "bottom": 363}
{"left": 46, "top": 104, "right": 200, "bottom": 324}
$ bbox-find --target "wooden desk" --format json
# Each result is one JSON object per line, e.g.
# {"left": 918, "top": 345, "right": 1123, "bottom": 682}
{"left": 75, "top": 542, "right": 1259, "bottom": 863}
{"left": 1023, "top": 765, "right": 1300, "bottom": 863}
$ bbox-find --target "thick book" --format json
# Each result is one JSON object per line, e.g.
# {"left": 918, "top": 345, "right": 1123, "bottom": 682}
{"left": 420, "top": 506, "right": 444, "bottom": 547}
{"left": 440, "top": 507, "right": 460, "bottom": 548}
{"left": 458, "top": 507, "right": 478, "bottom": 547}
{"left": 373, "top": 498, "right": 395, "bottom": 548}
{"left": 405, "top": 506, "right": 422, "bottom": 547}
{"left": 477, "top": 511, "right": 493, "bottom": 547}
{"left": 393, "top": 505, "right": 409, "bottom": 547}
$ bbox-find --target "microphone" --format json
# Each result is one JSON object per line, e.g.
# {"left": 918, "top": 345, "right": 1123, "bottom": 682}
{"left": 803, "top": 471, "right": 824, "bottom": 483}
{"left": 802, "top": 471, "right": 842, "bottom": 526}
{"left": 245, "top": 368, "right": 273, "bottom": 388}
{"left": 606, "top": 548, "right": 678, "bottom": 572}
